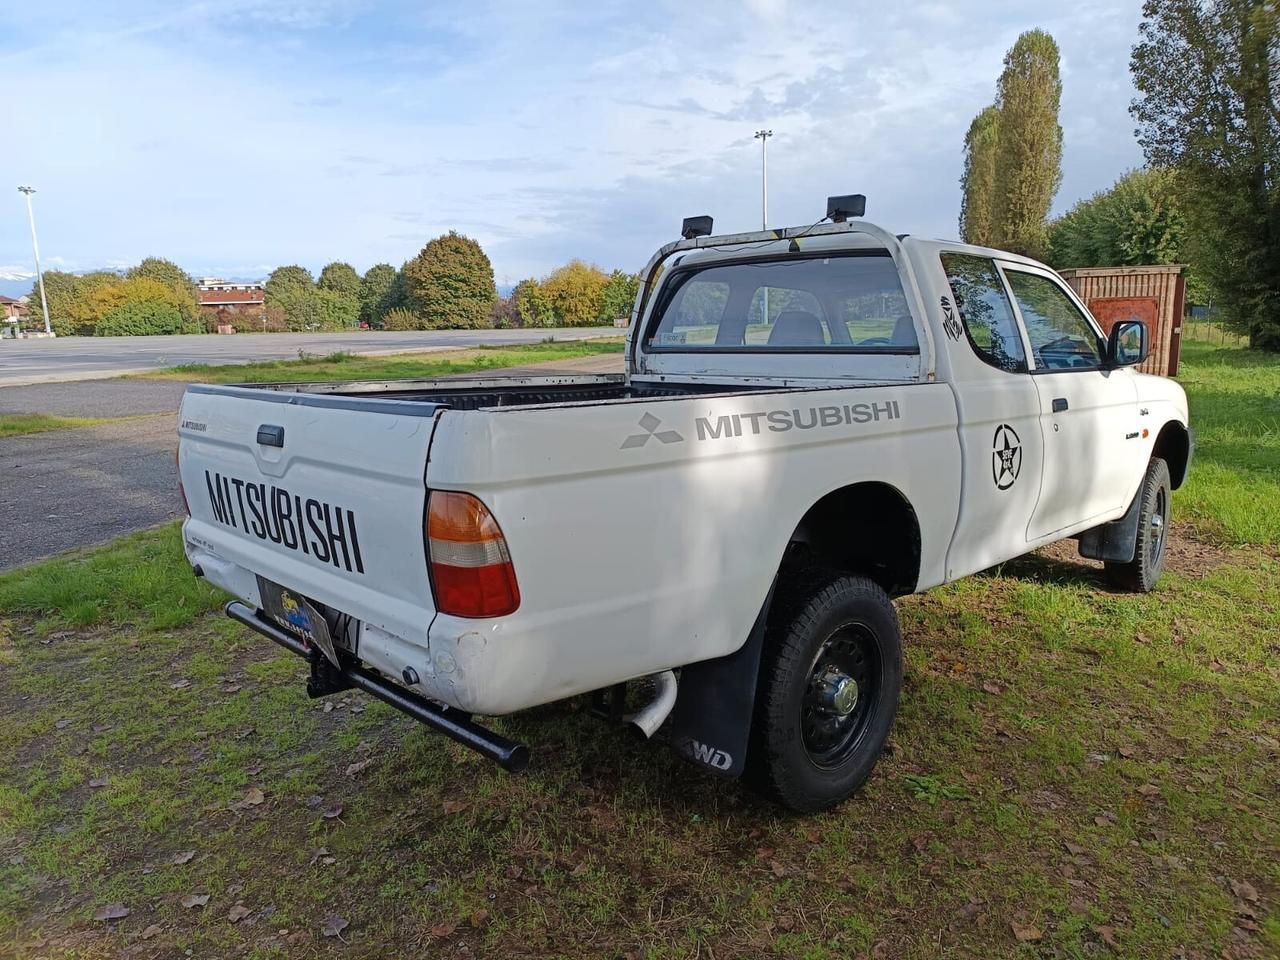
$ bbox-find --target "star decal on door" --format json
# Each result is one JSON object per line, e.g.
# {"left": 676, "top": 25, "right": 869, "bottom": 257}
{"left": 992, "top": 423, "right": 1022, "bottom": 490}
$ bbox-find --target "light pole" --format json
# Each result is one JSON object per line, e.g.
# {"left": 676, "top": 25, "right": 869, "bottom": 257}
{"left": 17, "top": 186, "right": 52, "bottom": 336}
{"left": 753, "top": 129, "right": 773, "bottom": 230}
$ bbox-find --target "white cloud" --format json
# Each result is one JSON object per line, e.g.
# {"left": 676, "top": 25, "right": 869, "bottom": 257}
{"left": 0, "top": 265, "right": 35, "bottom": 282}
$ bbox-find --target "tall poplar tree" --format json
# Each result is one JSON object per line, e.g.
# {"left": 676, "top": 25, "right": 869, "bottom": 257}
{"left": 992, "top": 30, "right": 1063, "bottom": 259}
{"left": 960, "top": 105, "right": 1002, "bottom": 246}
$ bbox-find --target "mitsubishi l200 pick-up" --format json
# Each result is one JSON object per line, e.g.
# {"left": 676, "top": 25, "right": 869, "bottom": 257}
{"left": 177, "top": 198, "right": 1192, "bottom": 811}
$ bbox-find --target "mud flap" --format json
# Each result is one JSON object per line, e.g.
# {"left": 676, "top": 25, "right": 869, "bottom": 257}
{"left": 668, "top": 586, "right": 773, "bottom": 778}
{"left": 1078, "top": 479, "right": 1144, "bottom": 563}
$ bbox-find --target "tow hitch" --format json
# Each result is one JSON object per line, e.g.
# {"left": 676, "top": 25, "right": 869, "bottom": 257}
{"left": 225, "top": 601, "right": 530, "bottom": 773}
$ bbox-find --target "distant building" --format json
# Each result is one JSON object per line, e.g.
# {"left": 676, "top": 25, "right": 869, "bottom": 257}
{"left": 0, "top": 295, "right": 22, "bottom": 321}
{"left": 196, "top": 278, "right": 265, "bottom": 313}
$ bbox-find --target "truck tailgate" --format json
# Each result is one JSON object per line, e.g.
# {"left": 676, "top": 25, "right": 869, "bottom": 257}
{"left": 177, "top": 385, "right": 441, "bottom": 645}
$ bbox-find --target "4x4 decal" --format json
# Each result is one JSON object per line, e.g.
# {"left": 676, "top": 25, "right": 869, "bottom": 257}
{"left": 992, "top": 423, "right": 1022, "bottom": 490}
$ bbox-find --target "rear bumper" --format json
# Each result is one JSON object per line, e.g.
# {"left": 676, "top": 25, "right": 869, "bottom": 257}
{"left": 225, "top": 600, "right": 529, "bottom": 771}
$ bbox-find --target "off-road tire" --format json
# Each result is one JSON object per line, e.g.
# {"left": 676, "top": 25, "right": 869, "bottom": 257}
{"left": 746, "top": 575, "right": 902, "bottom": 813}
{"left": 1105, "top": 457, "right": 1172, "bottom": 593}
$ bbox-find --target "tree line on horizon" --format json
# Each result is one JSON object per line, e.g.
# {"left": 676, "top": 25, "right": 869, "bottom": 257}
{"left": 961, "top": 3, "right": 1280, "bottom": 351}
{"left": 20, "top": 232, "right": 639, "bottom": 337}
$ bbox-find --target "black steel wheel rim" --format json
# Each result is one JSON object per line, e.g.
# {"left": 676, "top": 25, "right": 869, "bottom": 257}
{"left": 1149, "top": 487, "right": 1168, "bottom": 567}
{"left": 801, "top": 620, "right": 881, "bottom": 768}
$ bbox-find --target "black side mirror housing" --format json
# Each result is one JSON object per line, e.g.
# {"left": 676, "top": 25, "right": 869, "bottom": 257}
{"left": 1107, "top": 319, "right": 1149, "bottom": 368}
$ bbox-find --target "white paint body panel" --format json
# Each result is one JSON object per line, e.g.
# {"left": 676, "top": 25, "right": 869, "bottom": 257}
{"left": 178, "top": 224, "right": 1190, "bottom": 717}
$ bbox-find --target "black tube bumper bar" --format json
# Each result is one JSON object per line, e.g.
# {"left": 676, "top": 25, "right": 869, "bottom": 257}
{"left": 225, "top": 601, "right": 530, "bottom": 773}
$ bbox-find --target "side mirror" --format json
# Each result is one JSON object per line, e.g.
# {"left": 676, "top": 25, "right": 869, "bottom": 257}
{"left": 1107, "top": 319, "right": 1149, "bottom": 368}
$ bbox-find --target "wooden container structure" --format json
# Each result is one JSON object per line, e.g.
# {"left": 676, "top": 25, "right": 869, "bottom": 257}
{"left": 1057, "top": 265, "right": 1187, "bottom": 377}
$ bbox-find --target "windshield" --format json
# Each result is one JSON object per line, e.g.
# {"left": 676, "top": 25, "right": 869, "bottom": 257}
{"left": 646, "top": 252, "right": 918, "bottom": 353}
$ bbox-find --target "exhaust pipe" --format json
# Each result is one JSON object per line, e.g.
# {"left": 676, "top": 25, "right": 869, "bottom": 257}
{"left": 624, "top": 669, "right": 678, "bottom": 739}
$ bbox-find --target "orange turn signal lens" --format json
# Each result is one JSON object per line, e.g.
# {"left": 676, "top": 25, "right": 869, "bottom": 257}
{"left": 426, "top": 491, "right": 520, "bottom": 618}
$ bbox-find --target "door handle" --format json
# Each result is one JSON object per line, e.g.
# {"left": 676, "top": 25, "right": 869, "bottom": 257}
{"left": 1052, "top": 398, "right": 1068, "bottom": 413}
{"left": 256, "top": 424, "right": 285, "bottom": 447}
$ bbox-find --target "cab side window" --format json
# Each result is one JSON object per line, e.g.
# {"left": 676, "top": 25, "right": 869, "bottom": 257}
{"left": 1004, "top": 270, "right": 1104, "bottom": 370}
{"left": 940, "top": 253, "right": 1027, "bottom": 373}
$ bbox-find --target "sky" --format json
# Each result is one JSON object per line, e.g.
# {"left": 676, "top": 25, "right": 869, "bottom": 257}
{"left": 0, "top": 0, "right": 1147, "bottom": 298}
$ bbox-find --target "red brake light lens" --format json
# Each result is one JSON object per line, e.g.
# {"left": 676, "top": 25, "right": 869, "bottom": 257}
{"left": 426, "top": 491, "right": 520, "bottom": 618}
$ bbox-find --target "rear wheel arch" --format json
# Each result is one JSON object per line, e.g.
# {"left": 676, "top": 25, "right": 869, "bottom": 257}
{"left": 1152, "top": 421, "right": 1190, "bottom": 489}
{"left": 784, "top": 481, "right": 922, "bottom": 597}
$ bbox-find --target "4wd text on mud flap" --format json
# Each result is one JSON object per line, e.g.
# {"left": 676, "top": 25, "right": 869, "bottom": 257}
{"left": 203, "top": 470, "right": 365, "bottom": 574}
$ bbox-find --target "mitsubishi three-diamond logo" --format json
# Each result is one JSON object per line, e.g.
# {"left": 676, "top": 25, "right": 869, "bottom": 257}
{"left": 621, "top": 412, "right": 684, "bottom": 449}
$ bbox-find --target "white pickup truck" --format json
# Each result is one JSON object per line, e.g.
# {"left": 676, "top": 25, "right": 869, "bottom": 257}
{"left": 177, "top": 200, "right": 1192, "bottom": 811}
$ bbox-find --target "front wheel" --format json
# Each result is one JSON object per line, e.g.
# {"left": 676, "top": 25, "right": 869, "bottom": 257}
{"left": 1105, "top": 457, "right": 1172, "bottom": 593}
{"left": 747, "top": 576, "right": 902, "bottom": 812}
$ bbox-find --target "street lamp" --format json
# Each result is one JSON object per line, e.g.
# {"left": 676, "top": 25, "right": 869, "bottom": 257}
{"left": 753, "top": 129, "right": 773, "bottom": 230}
{"left": 17, "top": 186, "right": 52, "bottom": 336}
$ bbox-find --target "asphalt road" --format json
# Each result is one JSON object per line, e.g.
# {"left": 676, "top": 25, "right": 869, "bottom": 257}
{"left": 0, "top": 327, "right": 619, "bottom": 387}
{"left": 0, "top": 416, "right": 181, "bottom": 569}
{"left": 0, "top": 353, "right": 624, "bottom": 571}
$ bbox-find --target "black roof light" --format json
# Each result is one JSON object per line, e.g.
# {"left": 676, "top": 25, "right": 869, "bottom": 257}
{"left": 681, "top": 215, "right": 713, "bottom": 239}
{"left": 826, "top": 194, "right": 866, "bottom": 222}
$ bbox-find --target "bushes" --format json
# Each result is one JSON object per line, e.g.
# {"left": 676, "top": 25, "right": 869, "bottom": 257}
{"left": 267, "top": 287, "right": 359, "bottom": 331}
{"left": 379, "top": 307, "right": 426, "bottom": 331}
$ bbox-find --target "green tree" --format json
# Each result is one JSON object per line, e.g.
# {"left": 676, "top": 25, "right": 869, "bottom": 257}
{"left": 542, "top": 260, "right": 609, "bottom": 327}
{"left": 992, "top": 29, "right": 1063, "bottom": 258}
{"left": 26, "top": 271, "right": 80, "bottom": 335}
{"left": 268, "top": 287, "right": 359, "bottom": 331}
{"left": 1131, "top": 0, "right": 1280, "bottom": 349}
{"left": 598, "top": 269, "right": 640, "bottom": 324}
{"left": 264, "top": 265, "right": 314, "bottom": 305}
{"left": 126, "top": 257, "right": 192, "bottom": 289}
{"left": 960, "top": 105, "right": 1002, "bottom": 246}
{"left": 358, "top": 263, "right": 399, "bottom": 326}
{"left": 89, "top": 276, "right": 202, "bottom": 336}
{"left": 400, "top": 232, "right": 497, "bottom": 329}
{"left": 380, "top": 306, "right": 426, "bottom": 331}
{"left": 513, "top": 278, "right": 555, "bottom": 328}
{"left": 317, "top": 261, "right": 361, "bottom": 299}
{"left": 1048, "top": 168, "right": 1187, "bottom": 268}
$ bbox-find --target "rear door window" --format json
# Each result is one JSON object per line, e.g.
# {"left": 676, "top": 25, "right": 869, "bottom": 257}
{"left": 940, "top": 253, "right": 1027, "bottom": 373}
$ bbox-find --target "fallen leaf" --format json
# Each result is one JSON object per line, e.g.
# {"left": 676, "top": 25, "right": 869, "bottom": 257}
{"left": 430, "top": 920, "right": 457, "bottom": 938}
{"left": 242, "top": 787, "right": 265, "bottom": 806}
{"left": 776, "top": 915, "right": 795, "bottom": 930}
{"left": 570, "top": 861, "right": 589, "bottom": 877}
{"left": 1063, "top": 840, "right": 1086, "bottom": 856}
{"left": 505, "top": 864, "right": 523, "bottom": 880}
{"left": 228, "top": 904, "right": 251, "bottom": 923}
{"left": 321, "top": 803, "right": 344, "bottom": 820}
{"left": 1137, "top": 783, "right": 1161, "bottom": 797}
{"left": 170, "top": 679, "right": 191, "bottom": 690}
{"left": 957, "top": 901, "right": 983, "bottom": 921}
{"left": 320, "top": 914, "right": 349, "bottom": 938}
{"left": 94, "top": 903, "right": 130, "bottom": 921}
{"left": 1011, "top": 920, "right": 1043, "bottom": 942}
{"left": 769, "top": 860, "right": 788, "bottom": 878}
{"left": 181, "top": 894, "right": 210, "bottom": 909}
{"left": 171, "top": 850, "right": 195, "bottom": 865}
{"left": 305, "top": 794, "right": 324, "bottom": 809}
{"left": 470, "top": 908, "right": 489, "bottom": 927}
{"left": 345, "top": 758, "right": 373, "bottom": 777}
{"left": 88, "top": 776, "right": 108, "bottom": 789}
{"left": 1230, "top": 879, "right": 1259, "bottom": 902}
{"left": 221, "top": 684, "right": 243, "bottom": 694}
{"left": 140, "top": 924, "right": 162, "bottom": 939}
{"left": 1093, "top": 924, "right": 1118, "bottom": 947}
{"left": 1118, "top": 744, "right": 1137, "bottom": 758}
{"left": 323, "top": 701, "right": 334, "bottom": 713}
{"left": 982, "top": 681, "right": 1003, "bottom": 695}
{"left": 441, "top": 800, "right": 469, "bottom": 815}
{"left": 55, "top": 719, "right": 71, "bottom": 729}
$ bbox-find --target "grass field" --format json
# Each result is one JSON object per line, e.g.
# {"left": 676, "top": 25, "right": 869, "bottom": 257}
{"left": 144, "top": 337, "right": 624, "bottom": 384}
{"left": 0, "top": 413, "right": 115, "bottom": 439}
{"left": 0, "top": 340, "right": 1276, "bottom": 959}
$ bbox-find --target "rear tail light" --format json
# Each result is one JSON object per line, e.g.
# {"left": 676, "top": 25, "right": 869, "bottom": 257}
{"left": 426, "top": 491, "right": 520, "bottom": 618}
{"left": 176, "top": 449, "right": 190, "bottom": 516}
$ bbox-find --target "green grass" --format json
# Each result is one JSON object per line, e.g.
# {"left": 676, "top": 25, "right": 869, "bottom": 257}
{"left": 1176, "top": 339, "right": 1280, "bottom": 545}
{"left": 0, "top": 413, "right": 116, "bottom": 438}
{"left": 0, "top": 340, "right": 1275, "bottom": 958}
{"left": 145, "top": 337, "right": 624, "bottom": 384}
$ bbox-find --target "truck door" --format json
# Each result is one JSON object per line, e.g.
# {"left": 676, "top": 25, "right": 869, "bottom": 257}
{"left": 937, "top": 253, "right": 1044, "bottom": 579}
{"left": 1000, "top": 266, "right": 1139, "bottom": 541}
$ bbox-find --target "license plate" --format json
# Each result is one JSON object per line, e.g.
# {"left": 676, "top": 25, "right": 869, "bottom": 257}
{"left": 256, "top": 577, "right": 341, "bottom": 666}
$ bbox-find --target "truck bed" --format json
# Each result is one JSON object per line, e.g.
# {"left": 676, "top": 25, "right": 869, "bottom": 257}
{"left": 199, "top": 372, "right": 895, "bottom": 413}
